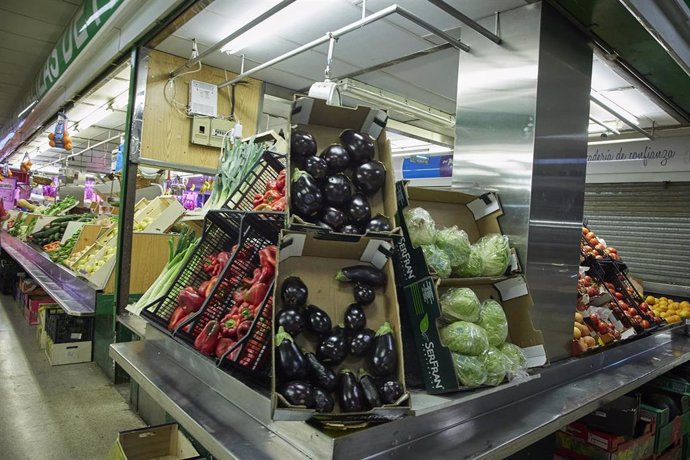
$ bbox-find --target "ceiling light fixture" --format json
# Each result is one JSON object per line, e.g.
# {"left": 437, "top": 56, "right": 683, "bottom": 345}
{"left": 308, "top": 35, "right": 342, "bottom": 106}
{"left": 588, "top": 136, "right": 649, "bottom": 146}
{"left": 588, "top": 115, "right": 620, "bottom": 135}
{"left": 75, "top": 107, "right": 110, "bottom": 132}
{"left": 17, "top": 100, "right": 38, "bottom": 119}
{"left": 111, "top": 92, "right": 129, "bottom": 110}
{"left": 590, "top": 91, "right": 653, "bottom": 139}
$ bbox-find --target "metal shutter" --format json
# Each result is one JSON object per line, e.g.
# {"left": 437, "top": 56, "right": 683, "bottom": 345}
{"left": 583, "top": 182, "right": 690, "bottom": 291}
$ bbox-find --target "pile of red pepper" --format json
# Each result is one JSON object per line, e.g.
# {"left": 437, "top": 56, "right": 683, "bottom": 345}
{"left": 191, "top": 245, "right": 277, "bottom": 367}
{"left": 252, "top": 170, "right": 286, "bottom": 211}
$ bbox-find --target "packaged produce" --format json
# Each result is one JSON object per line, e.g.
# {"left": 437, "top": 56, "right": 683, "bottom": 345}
{"left": 420, "top": 245, "right": 452, "bottom": 278}
{"left": 440, "top": 287, "right": 481, "bottom": 323}
{"left": 480, "top": 346, "right": 508, "bottom": 386}
{"left": 474, "top": 234, "right": 511, "bottom": 277}
{"left": 499, "top": 342, "right": 528, "bottom": 376}
{"left": 435, "top": 226, "right": 471, "bottom": 268}
{"left": 451, "top": 353, "right": 487, "bottom": 387}
{"left": 439, "top": 321, "right": 489, "bottom": 356}
{"left": 403, "top": 207, "right": 436, "bottom": 247}
{"left": 477, "top": 299, "right": 509, "bottom": 346}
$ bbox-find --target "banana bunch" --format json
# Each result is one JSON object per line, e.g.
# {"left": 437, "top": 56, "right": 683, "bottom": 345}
{"left": 199, "top": 179, "right": 213, "bottom": 194}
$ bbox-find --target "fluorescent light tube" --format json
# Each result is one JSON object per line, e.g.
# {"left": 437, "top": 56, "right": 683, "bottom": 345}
{"left": 17, "top": 100, "right": 37, "bottom": 119}
{"left": 588, "top": 137, "right": 649, "bottom": 145}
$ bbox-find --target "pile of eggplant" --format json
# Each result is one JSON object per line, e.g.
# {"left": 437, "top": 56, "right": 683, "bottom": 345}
{"left": 290, "top": 129, "right": 393, "bottom": 234}
{"left": 275, "top": 266, "right": 404, "bottom": 414}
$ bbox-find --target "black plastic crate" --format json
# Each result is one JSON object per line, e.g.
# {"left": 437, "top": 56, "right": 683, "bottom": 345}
{"left": 45, "top": 308, "right": 94, "bottom": 343}
{"left": 222, "top": 151, "right": 286, "bottom": 211}
{"left": 177, "top": 211, "right": 283, "bottom": 377}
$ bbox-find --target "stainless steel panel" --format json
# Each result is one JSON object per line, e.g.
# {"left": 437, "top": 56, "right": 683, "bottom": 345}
{"left": 1, "top": 233, "right": 97, "bottom": 315}
{"left": 453, "top": 2, "right": 592, "bottom": 361}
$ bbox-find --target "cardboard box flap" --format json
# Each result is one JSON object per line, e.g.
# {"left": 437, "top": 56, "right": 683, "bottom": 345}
{"left": 467, "top": 193, "right": 501, "bottom": 220}
{"left": 279, "top": 233, "right": 306, "bottom": 261}
{"left": 362, "top": 108, "right": 389, "bottom": 140}
{"left": 290, "top": 97, "right": 314, "bottom": 125}
{"left": 495, "top": 276, "right": 529, "bottom": 301}
{"left": 361, "top": 239, "right": 394, "bottom": 269}
{"left": 292, "top": 97, "right": 387, "bottom": 139}
{"left": 523, "top": 345, "right": 548, "bottom": 367}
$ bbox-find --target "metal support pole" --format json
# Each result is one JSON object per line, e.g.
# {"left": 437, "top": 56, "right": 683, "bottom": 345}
{"left": 219, "top": 4, "right": 469, "bottom": 88}
{"left": 589, "top": 116, "right": 621, "bottom": 135}
{"left": 169, "top": 0, "right": 296, "bottom": 78}
{"left": 324, "top": 35, "right": 336, "bottom": 80}
{"left": 427, "top": 0, "right": 502, "bottom": 44}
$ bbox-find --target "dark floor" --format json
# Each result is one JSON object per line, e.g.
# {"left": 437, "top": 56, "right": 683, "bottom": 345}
{"left": 0, "top": 294, "right": 143, "bottom": 459}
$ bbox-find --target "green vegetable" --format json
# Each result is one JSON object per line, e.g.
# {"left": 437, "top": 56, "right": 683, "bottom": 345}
{"left": 440, "top": 321, "right": 489, "bottom": 356}
{"left": 403, "top": 207, "right": 437, "bottom": 247}
{"left": 499, "top": 342, "right": 527, "bottom": 375}
{"left": 480, "top": 346, "right": 508, "bottom": 386}
{"left": 453, "top": 245, "right": 484, "bottom": 278}
{"left": 440, "top": 287, "right": 480, "bottom": 323}
{"left": 474, "top": 233, "right": 511, "bottom": 277}
{"left": 451, "top": 353, "right": 487, "bottom": 387}
{"left": 477, "top": 299, "right": 508, "bottom": 346}
{"left": 421, "top": 245, "right": 451, "bottom": 278}
{"left": 435, "top": 226, "right": 471, "bottom": 268}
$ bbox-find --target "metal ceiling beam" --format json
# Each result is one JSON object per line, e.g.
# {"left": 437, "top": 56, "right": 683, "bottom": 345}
{"left": 218, "top": 4, "right": 470, "bottom": 88}
{"left": 169, "top": 0, "right": 297, "bottom": 78}
{"left": 426, "top": 0, "right": 502, "bottom": 44}
{"left": 588, "top": 115, "right": 620, "bottom": 135}
{"left": 36, "top": 134, "right": 120, "bottom": 170}
{"left": 590, "top": 93, "right": 654, "bottom": 139}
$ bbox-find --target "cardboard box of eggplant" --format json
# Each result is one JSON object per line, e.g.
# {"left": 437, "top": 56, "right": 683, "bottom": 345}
{"left": 271, "top": 230, "right": 409, "bottom": 426}
{"left": 393, "top": 182, "right": 546, "bottom": 393}
{"left": 286, "top": 97, "right": 399, "bottom": 238}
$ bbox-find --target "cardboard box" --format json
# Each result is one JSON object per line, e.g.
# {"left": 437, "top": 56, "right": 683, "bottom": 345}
{"left": 24, "top": 296, "right": 53, "bottom": 326}
{"left": 393, "top": 182, "right": 519, "bottom": 287}
{"left": 580, "top": 394, "right": 640, "bottom": 437}
{"left": 45, "top": 338, "right": 92, "bottom": 365}
{"left": 108, "top": 423, "right": 201, "bottom": 460}
{"left": 400, "top": 275, "right": 546, "bottom": 393}
{"left": 272, "top": 231, "right": 409, "bottom": 424}
{"left": 557, "top": 419, "right": 654, "bottom": 460}
{"left": 287, "top": 97, "right": 398, "bottom": 237}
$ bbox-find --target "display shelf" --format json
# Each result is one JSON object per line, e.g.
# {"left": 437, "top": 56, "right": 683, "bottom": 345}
{"left": 1, "top": 232, "right": 97, "bottom": 316}
{"left": 111, "top": 322, "right": 690, "bottom": 459}
{"left": 117, "top": 313, "right": 148, "bottom": 338}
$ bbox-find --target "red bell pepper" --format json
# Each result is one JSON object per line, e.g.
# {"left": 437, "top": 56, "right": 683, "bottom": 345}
{"left": 244, "top": 282, "right": 269, "bottom": 306}
{"left": 253, "top": 193, "right": 265, "bottom": 207}
{"left": 194, "top": 320, "right": 221, "bottom": 355}
{"left": 202, "top": 254, "right": 217, "bottom": 275}
{"left": 263, "top": 189, "right": 282, "bottom": 204}
{"left": 233, "top": 288, "right": 247, "bottom": 304}
{"left": 258, "top": 246, "right": 277, "bottom": 268}
{"left": 215, "top": 337, "right": 236, "bottom": 359}
{"left": 167, "top": 306, "right": 189, "bottom": 331}
{"left": 204, "top": 276, "right": 218, "bottom": 298}
{"left": 276, "top": 170, "right": 286, "bottom": 193}
{"left": 177, "top": 287, "right": 204, "bottom": 313}
{"left": 220, "top": 310, "right": 241, "bottom": 339}
{"left": 236, "top": 319, "right": 253, "bottom": 340}
{"left": 198, "top": 280, "right": 211, "bottom": 297}
{"left": 243, "top": 265, "right": 274, "bottom": 285}
{"left": 216, "top": 251, "right": 231, "bottom": 267}
{"left": 270, "top": 196, "right": 286, "bottom": 211}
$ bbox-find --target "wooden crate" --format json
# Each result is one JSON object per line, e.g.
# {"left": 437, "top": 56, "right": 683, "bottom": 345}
{"left": 133, "top": 196, "right": 184, "bottom": 233}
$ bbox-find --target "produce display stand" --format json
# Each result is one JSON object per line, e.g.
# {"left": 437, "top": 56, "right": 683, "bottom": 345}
{"left": 111, "top": 325, "right": 690, "bottom": 459}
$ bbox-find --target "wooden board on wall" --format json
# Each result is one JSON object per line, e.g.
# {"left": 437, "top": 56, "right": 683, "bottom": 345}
{"left": 140, "top": 49, "right": 263, "bottom": 171}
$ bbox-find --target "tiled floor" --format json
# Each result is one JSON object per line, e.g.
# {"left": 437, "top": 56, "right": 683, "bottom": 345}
{"left": 0, "top": 294, "right": 143, "bottom": 459}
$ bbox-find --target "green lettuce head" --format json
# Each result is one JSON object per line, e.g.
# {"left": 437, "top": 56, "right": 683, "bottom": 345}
{"left": 499, "top": 342, "right": 527, "bottom": 374}
{"left": 477, "top": 299, "right": 508, "bottom": 346}
{"left": 453, "top": 245, "right": 484, "bottom": 278}
{"left": 480, "top": 346, "right": 508, "bottom": 386}
{"left": 474, "top": 233, "right": 511, "bottom": 277}
{"left": 451, "top": 353, "right": 487, "bottom": 387}
{"left": 435, "top": 226, "right": 471, "bottom": 268}
{"left": 440, "top": 287, "right": 481, "bottom": 323}
{"left": 421, "top": 245, "right": 452, "bottom": 279}
{"left": 439, "top": 321, "right": 489, "bottom": 356}
{"left": 403, "top": 207, "right": 437, "bottom": 247}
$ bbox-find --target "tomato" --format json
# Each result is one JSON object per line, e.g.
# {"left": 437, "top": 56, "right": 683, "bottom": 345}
{"left": 641, "top": 320, "right": 651, "bottom": 329}
{"left": 587, "top": 286, "right": 598, "bottom": 297}
{"left": 595, "top": 244, "right": 605, "bottom": 252}
{"left": 595, "top": 255, "right": 603, "bottom": 260}
{"left": 614, "top": 292, "right": 624, "bottom": 300}
{"left": 585, "top": 232, "right": 595, "bottom": 240}
{"left": 582, "top": 227, "right": 589, "bottom": 236}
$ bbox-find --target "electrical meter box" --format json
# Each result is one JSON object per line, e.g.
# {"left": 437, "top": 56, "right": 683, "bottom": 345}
{"left": 209, "top": 119, "right": 234, "bottom": 148}
{"left": 191, "top": 117, "right": 211, "bottom": 146}
{"left": 189, "top": 80, "right": 218, "bottom": 117}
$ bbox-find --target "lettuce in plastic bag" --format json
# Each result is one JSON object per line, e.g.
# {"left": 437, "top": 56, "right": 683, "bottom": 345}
{"left": 421, "top": 245, "right": 452, "bottom": 278}
{"left": 440, "top": 321, "right": 489, "bottom": 356}
{"left": 453, "top": 245, "right": 484, "bottom": 278}
{"left": 451, "top": 353, "right": 487, "bottom": 387}
{"left": 440, "top": 287, "right": 481, "bottom": 323}
{"left": 477, "top": 299, "right": 508, "bottom": 346}
{"left": 403, "top": 207, "right": 437, "bottom": 247}
{"left": 474, "top": 233, "right": 511, "bottom": 277}
{"left": 499, "top": 342, "right": 527, "bottom": 375}
{"left": 480, "top": 346, "right": 508, "bottom": 386}
{"left": 435, "top": 226, "right": 471, "bottom": 268}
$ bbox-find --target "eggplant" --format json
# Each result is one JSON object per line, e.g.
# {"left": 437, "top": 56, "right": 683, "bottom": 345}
{"left": 277, "top": 307, "right": 305, "bottom": 336}
{"left": 366, "top": 214, "right": 392, "bottom": 232}
{"left": 378, "top": 379, "right": 404, "bottom": 404}
{"left": 305, "top": 352, "right": 337, "bottom": 392}
{"left": 323, "top": 174, "right": 352, "bottom": 207}
{"left": 281, "top": 277, "right": 308, "bottom": 308}
{"left": 347, "top": 193, "right": 371, "bottom": 226}
{"left": 275, "top": 327, "right": 309, "bottom": 381}
{"left": 340, "top": 130, "right": 375, "bottom": 164}
{"left": 354, "top": 283, "right": 375, "bottom": 306}
{"left": 291, "top": 130, "right": 317, "bottom": 164}
{"left": 340, "top": 224, "right": 363, "bottom": 235}
{"left": 291, "top": 170, "right": 323, "bottom": 217}
{"left": 353, "top": 160, "right": 386, "bottom": 195}
{"left": 303, "top": 155, "right": 328, "bottom": 182}
{"left": 336, "top": 265, "right": 386, "bottom": 287}
{"left": 338, "top": 368, "right": 364, "bottom": 412}
{"left": 320, "top": 144, "right": 350, "bottom": 174}
{"left": 349, "top": 328, "right": 376, "bottom": 357}
{"left": 320, "top": 206, "right": 347, "bottom": 231}
{"left": 317, "top": 326, "right": 348, "bottom": 365}
{"left": 305, "top": 304, "right": 332, "bottom": 336}
{"left": 313, "top": 387, "right": 335, "bottom": 413}
{"left": 368, "top": 322, "right": 397, "bottom": 377}
{"left": 359, "top": 369, "right": 382, "bottom": 409}
{"left": 280, "top": 380, "right": 315, "bottom": 408}
{"left": 345, "top": 303, "right": 366, "bottom": 332}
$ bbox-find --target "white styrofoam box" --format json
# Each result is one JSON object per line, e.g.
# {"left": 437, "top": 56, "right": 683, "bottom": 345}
{"left": 45, "top": 339, "right": 92, "bottom": 365}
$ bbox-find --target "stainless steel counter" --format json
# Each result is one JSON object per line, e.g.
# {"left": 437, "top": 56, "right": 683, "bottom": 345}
{"left": 1, "top": 232, "right": 97, "bottom": 315}
{"left": 110, "top": 326, "right": 690, "bottom": 459}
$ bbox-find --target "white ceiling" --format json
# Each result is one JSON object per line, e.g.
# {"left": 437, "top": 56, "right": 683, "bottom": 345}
{"left": 0, "top": 0, "right": 81, "bottom": 128}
